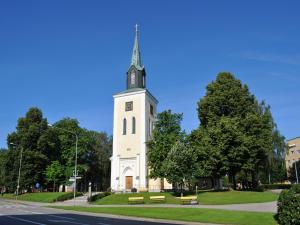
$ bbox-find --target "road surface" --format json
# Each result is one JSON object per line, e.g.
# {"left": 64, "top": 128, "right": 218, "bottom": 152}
{"left": 0, "top": 198, "right": 195, "bottom": 225}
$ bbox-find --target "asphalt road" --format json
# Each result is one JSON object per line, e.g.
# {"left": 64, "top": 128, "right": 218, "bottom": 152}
{"left": 0, "top": 199, "right": 181, "bottom": 225}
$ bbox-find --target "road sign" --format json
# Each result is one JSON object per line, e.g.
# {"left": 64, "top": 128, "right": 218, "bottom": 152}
{"left": 69, "top": 177, "right": 82, "bottom": 182}
{"left": 35, "top": 183, "right": 40, "bottom": 189}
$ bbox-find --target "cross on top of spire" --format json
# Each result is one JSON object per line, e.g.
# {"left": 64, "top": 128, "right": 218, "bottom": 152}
{"left": 131, "top": 24, "right": 143, "bottom": 70}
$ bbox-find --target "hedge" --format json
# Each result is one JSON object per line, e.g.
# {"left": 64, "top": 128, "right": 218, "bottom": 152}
{"left": 262, "top": 184, "right": 292, "bottom": 190}
{"left": 56, "top": 192, "right": 83, "bottom": 202}
{"left": 276, "top": 184, "right": 300, "bottom": 225}
{"left": 87, "top": 192, "right": 111, "bottom": 203}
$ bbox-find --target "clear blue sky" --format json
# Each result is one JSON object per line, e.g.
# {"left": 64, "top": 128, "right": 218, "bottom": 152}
{"left": 1, "top": 1, "right": 299, "bottom": 148}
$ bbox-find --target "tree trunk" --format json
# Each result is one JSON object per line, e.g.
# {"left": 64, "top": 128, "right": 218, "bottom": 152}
{"left": 232, "top": 174, "right": 237, "bottom": 190}
{"left": 53, "top": 181, "right": 56, "bottom": 192}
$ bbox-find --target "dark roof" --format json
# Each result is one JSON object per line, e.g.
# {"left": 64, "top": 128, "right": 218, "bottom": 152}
{"left": 114, "top": 88, "right": 158, "bottom": 103}
{"left": 287, "top": 136, "right": 300, "bottom": 141}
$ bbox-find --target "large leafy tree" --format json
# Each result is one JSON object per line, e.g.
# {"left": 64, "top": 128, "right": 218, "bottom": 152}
{"left": 147, "top": 110, "right": 184, "bottom": 179}
{"left": 6, "top": 107, "right": 49, "bottom": 191}
{"left": 195, "top": 72, "right": 276, "bottom": 188}
{"left": 0, "top": 149, "right": 7, "bottom": 188}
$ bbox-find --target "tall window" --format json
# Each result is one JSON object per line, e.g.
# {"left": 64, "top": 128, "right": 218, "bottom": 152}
{"left": 132, "top": 117, "right": 136, "bottom": 134}
{"left": 123, "top": 118, "right": 127, "bottom": 135}
{"left": 131, "top": 71, "right": 135, "bottom": 85}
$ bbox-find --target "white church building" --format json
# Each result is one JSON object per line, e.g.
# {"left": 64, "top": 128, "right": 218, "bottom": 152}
{"left": 110, "top": 26, "right": 171, "bottom": 192}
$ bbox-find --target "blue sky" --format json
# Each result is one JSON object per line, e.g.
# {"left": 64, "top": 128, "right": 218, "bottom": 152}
{"left": 1, "top": 1, "right": 299, "bottom": 148}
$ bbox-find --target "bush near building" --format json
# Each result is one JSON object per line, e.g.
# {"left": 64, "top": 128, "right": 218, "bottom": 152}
{"left": 277, "top": 184, "right": 300, "bottom": 225}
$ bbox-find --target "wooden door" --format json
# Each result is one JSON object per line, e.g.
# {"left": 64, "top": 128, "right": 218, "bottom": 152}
{"left": 125, "top": 176, "right": 133, "bottom": 190}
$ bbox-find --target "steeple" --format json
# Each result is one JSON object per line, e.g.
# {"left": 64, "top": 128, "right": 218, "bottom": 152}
{"left": 130, "top": 24, "right": 143, "bottom": 70}
{"left": 126, "top": 24, "right": 146, "bottom": 90}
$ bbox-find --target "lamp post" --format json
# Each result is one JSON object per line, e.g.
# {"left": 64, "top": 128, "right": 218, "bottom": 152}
{"left": 295, "top": 160, "right": 299, "bottom": 184}
{"left": 10, "top": 143, "right": 23, "bottom": 200}
{"left": 48, "top": 124, "right": 78, "bottom": 206}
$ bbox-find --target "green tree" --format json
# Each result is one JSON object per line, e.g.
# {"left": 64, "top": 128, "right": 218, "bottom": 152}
{"left": 147, "top": 110, "right": 184, "bottom": 179}
{"left": 6, "top": 107, "right": 49, "bottom": 191}
{"left": 0, "top": 149, "right": 7, "bottom": 188}
{"left": 164, "top": 141, "right": 196, "bottom": 190}
{"left": 195, "top": 72, "right": 276, "bottom": 189}
{"left": 45, "top": 161, "right": 64, "bottom": 192}
{"left": 288, "top": 161, "right": 300, "bottom": 183}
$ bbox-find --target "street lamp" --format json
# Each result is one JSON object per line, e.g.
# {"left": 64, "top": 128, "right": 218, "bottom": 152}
{"left": 48, "top": 123, "right": 78, "bottom": 206}
{"left": 10, "top": 143, "right": 23, "bottom": 200}
{"left": 295, "top": 160, "right": 299, "bottom": 184}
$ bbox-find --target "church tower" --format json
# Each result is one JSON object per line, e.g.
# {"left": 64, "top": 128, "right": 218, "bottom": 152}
{"left": 110, "top": 26, "right": 165, "bottom": 192}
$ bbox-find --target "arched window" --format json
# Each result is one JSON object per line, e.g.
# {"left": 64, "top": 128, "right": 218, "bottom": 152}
{"left": 132, "top": 117, "right": 136, "bottom": 134}
{"left": 123, "top": 118, "right": 127, "bottom": 135}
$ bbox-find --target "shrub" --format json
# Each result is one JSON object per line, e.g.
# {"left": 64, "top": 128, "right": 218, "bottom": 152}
{"left": 56, "top": 192, "right": 82, "bottom": 202}
{"left": 87, "top": 192, "right": 111, "bottom": 203}
{"left": 254, "top": 185, "right": 265, "bottom": 192}
{"left": 276, "top": 184, "right": 300, "bottom": 225}
{"left": 262, "top": 184, "right": 292, "bottom": 190}
{"left": 131, "top": 188, "right": 137, "bottom": 193}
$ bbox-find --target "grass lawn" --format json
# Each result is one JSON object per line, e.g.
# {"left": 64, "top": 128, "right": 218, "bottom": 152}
{"left": 0, "top": 192, "right": 75, "bottom": 203}
{"left": 51, "top": 206, "right": 277, "bottom": 225}
{"left": 198, "top": 190, "right": 279, "bottom": 205}
{"left": 93, "top": 190, "right": 278, "bottom": 205}
{"left": 93, "top": 192, "right": 180, "bottom": 205}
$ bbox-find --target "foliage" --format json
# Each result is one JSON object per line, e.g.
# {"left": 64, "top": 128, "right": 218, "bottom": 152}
{"left": 147, "top": 110, "right": 184, "bottom": 179}
{"left": 277, "top": 184, "right": 300, "bottom": 225}
{"left": 164, "top": 141, "right": 196, "bottom": 189}
{"left": 2, "top": 107, "right": 112, "bottom": 193}
{"left": 5, "top": 107, "right": 49, "bottom": 192}
{"left": 45, "top": 161, "right": 64, "bottom": 191}
{"left": 87, "top": 192, "right": 111, "bottom": 202}
{"left": 193, "top": 72, "right": 279, "bottom": 189}
{"left": 288, "top": 161, "right": 300, "bottom": 183}
{"left": 55, "top": 192, "right": 82, "bottom": 202}
{"left": 0, "top": 192, "right": 82, "bottom": 203}
{"left": 0, "top": 149, "right": 7, "bottom": 188}
{"left": 260, "top": 184, "right": 292, "bottom": 190}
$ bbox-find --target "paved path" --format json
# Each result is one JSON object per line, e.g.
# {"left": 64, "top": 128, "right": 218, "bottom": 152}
{"left": 54, "top": 201, "right": 276, "bottom": 213}
{"left": 0, "top": 199, "right": 218, "bottom": 225}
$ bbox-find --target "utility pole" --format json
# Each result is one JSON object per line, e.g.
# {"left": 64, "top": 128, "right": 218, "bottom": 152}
{"left": 295, "top": 160, "right": 299, "bottom": 184}
{"left": 10, "top": 143, "right": 23, "bottom": 200}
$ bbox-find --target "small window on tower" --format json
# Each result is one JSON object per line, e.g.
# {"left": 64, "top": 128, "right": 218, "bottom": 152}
{"left": 150, "top": 104, "right": 154, "bottom": 115}
{"left": 131, "top": 71, "right": 136, "bottom": 85}
{"left": 125, "top": 101, "right": 133, "bottom": 111}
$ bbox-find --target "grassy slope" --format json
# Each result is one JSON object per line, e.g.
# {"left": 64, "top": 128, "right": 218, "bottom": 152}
{"left": 94, "top": 192, "right": 179, "bottom": 205}
{"left": 52, "top": 206, "right": 277, "bottom": 225}
{"left": 198, "top": 191, "right": 279, "bottom": 205}
{"left": 0, "top": 192, "right": 70, "bottom": 203}
{"left": 94, "top": 191, "right": 278, "bottom": 205}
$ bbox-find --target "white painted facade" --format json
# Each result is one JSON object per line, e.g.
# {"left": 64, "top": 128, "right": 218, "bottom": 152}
{"left": 110, "top": 89, "right": 158, "bottom": 191}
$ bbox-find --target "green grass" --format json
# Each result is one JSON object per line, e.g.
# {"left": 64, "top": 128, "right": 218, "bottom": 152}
{"left": 198, "top": 190, "right": 279, "bottom": 205}
{"left": 0, "top": 192, "right": 74, "bottom": 203}
{"left": 51, "top": 206, "right": 277, "bottom": 225}
{"left": 93, "top": 192, "right": 179, "bottom": 205}
{"left": 93, "top": 190, "right": 278, "bottom": 205}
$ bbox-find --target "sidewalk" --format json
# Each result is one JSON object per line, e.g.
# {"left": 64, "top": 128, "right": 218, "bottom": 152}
{"left": 1, "top": 195, "right": 277, "bottom": 213}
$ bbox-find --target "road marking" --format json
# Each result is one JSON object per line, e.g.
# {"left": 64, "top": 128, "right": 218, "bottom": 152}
{"left": 47, "top": 214, "right": 75, "bottom": 220}
{"left": 5, "top": 215, "right": 46, "bottom": 225}
{"left": 98, "top": 222, "right": 110, "bottom": 225}
{"left": 47, "top": 219, "right": 89, "bottom": 225}
{"left": 15, "top": 208, "right": 43, "bottom": 214}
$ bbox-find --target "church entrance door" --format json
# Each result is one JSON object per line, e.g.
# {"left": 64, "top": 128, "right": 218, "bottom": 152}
{"left": 125, "top": 176, "right": 133, "bottom": 190}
